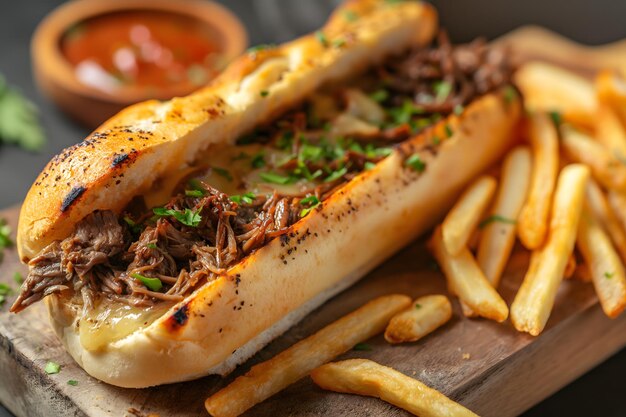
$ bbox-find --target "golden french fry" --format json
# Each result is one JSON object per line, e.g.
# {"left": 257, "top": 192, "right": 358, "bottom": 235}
{"left": 595, "top": 102, "right": 626, "bottom": 161}
{"left": 511, "top": 164, "right": 590, "bottom": 336}
{"left": 514, "top": 61, "right": 597, "bottom": 128}
{"left": 478, "top": 146, "right": 532, "bottom": 286}
{"left": 577, "top": 208, "right": 626, "bottom": 318}
{"left": 384, "top": 295, "right": 452, "bottom": 344}
{"left": 442, "top": 175, "right": 497, "bottom": 255}
{"left": 596, "top": 70, "right": 626, "bottom": 128}
{"left": 585, "top": 178, "right": 626, "bottom": 263}
{"left": 563, "top": 254, "right": 577, "bottom": 280}
{"left": 518, "top": 112, "right": 559, "bottom": 249}
{"left": 430, "top": 226, "right": 509, "bottom": 322}
{"left": 204, "top": 294, "right": 411, "bottom": 417}
{"left": 561, "top": 125, "right": 626, "bottom": 192}
{"left": 311, "top": 359, "right": 479, "bottom": 417}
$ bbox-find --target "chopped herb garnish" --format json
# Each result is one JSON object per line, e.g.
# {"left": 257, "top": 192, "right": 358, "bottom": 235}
{"left": 260, "top": 172, "right": 295, "bottom": 185}
{"left": 479, "top": 215, "right": 517, "bottom": 229}
{"left": 44, "top": 361, "right": 61, "bottom": 375}
{"left": 343, "top": 10, "right": 359, "bottom": 21}
{"left": 153, "top": 207, "right": 202, "bottom": 227}
{"left": 332, "top": 38, "right": 346, "bottom": 48}
{"left": 433, "top": 80, "right": 452, "bottom": 103}
{"left": 364, "top": 161, "right": 376, "bottom": 170}
{"left": 353, "top": 343, "right": 372, "bottom": 351}
{"left": 444, "top": 124, "right": 454, "bottom": 138}
{"left": 300, "top": 195, "right": 321, "bottom": 217}
{"left": 299, "top": 143, "right": 324, "bottom": 163}
{"left": 503, "top": 85, "right": 518, "bottom": 104}
{"left": 369, "top": 89, "right": 389, "bottom": 103}
{"left": 276, "top": 132, "right": 294, "bottom": 150}
{"left": 251, "top": 152, "right": 266, "bottom": 168}
{"left": 188, "top": 178, "right": 205, "bottom": 191}
{"left": 324, "top": 167, "right": 348, "bottom": 183}
{"left": 185, "top": 189, "right": 204, "bottom": 198}
{"left": 549, "top": 111, "right": 562, "bottom": 127}
{"left": 432, "top": 135, "right": 441, "bottom": 145}
{"left": 604, "top": 271, "right": 615, "bottom": 279}
{"left": 146, "top": 243, "right": 158, "bottom": 249}
{"left": 230, "top": 192, "right": 256, "bottom": 205}
{"left": 453, "top": 104, "right": 464, "bottom": 115}
{"left": 388, "top": 100, "right": 424, "bottom": 126}
{"left": 315, "top": 31, "right": 329, "bottom": 47}
{"left": 260, "top": 90, "right": 269, "bottom": 97}
{"left": 415, "top": 303, "right": 422, "bottom": 309}
{"left": 131, "top": 273, "right": 163, "bottom": 292}
{"left": 14, "top": 271, "right": 23, "bottom": 285}
{"left": 213, "top": 167, "right": 233, "bottom": 181}
{"left": 247, "top": 44, "right": 276, "bottom": 54}
{"left": 122, "top": 216, "right": 142, "bottom": 235}
{"left": 405, "top": 154, "right": 426, "bottom": 172}
{"left": 67, "top": 380, "right": 78, "bottom": 386}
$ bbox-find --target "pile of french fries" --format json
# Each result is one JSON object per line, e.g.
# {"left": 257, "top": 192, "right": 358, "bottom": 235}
{"left": 204, "top": 64, "right": 626, "bottom": 417}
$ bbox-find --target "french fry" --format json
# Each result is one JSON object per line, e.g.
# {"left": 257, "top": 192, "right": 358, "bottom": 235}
{"left": 204, "top": 294, "right": 411, "bottom": 417}
{"left": 442, "top": 175, "right": 497, "bottom": 255}
{"left": 478, "top": 146, "right": 532, "bottom": 286}
{"left": 576, "top": 208, "right": 626, "bottom": 318}
{"left": 585, "top": 178, "right": 626, "bottom": 263}
{"left": 513, "top": 61, "right": 597, "bottom": 128}
{"left": 563, "top": 254, "right": 577, "bottom": 280}
{"left": 384, "top": 295, "right": 452, "bottom": 344}
{"left": 311, "top": 359, "right": 479, "bottom": 417}
{"left": 561, "top": 124, "right": 626, "bottom": 192}
{"left": 430, "top": 226, "right": 509, "bottom": 322}
{"left": 596, "top": 70, "right": 626, "bottom": 128}
{"left": 608, "top": 189, "right": 626, "bottom": 236}
{"left": 518, "top": 112, "right": 559, "bottom": 249}
{"left": 595, "top": 102, "right": 626, "bottom": 161}
{"left": 511, "top": 164, "right": 590, "bottom": 336}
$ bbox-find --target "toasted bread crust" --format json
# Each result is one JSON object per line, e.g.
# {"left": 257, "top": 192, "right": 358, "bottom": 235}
{"left": 17, "top": 0, "right": 437, "bottom": 261}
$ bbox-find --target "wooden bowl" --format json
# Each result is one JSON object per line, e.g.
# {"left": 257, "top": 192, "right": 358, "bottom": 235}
{"left": 32, "top": 0, "right": 248, "bottom": 128}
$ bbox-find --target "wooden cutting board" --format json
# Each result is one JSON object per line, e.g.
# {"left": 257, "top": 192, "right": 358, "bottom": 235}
{"left": 2, "top": 26, "right": 626, "bottom": 417}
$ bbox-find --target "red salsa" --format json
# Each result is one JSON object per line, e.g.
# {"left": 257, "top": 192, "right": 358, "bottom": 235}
{"left": 60, "top": 10, "right": 224, "bottom": 94}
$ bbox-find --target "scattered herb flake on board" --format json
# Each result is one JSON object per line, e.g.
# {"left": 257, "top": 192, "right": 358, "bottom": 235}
{"left": 44, "top": 361, "right": 61, "bottom": 374}
{"left": 479, "top": 215, "right": 517, "bottom": 229}
{"left": 405, "top": 154, "right": 426, "bottom": 172}
{"left": 0, "top": 74, "right": 46, "bottom": 151}
{"left": 0, "top": 218, "right": 12, "bottom": 261}
{"left": 67, "top": 380, "right": 79, "bottom": 386}
{"left": 604, "top": 271, "right": 615, "bottom": 279}
{"left": 14, "top": 271, "right": 23, "bottom": 285}
{"left": 131, "top": 273, "right": 163, "bottom": 292}
{"left": 353, "top": 343, "right": 372, "bottom": 351}
{"left": 260, "top": 90, "right": 269, "bottom": 97}
{"left": 415, "top": 303, "right": 422, "bottom": 309}
{"left": 153, "top": 207, "right": 202, "bottom": 227}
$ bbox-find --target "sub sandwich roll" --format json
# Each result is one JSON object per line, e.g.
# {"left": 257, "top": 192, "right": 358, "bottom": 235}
{"left": 12, "top": 0, "right": 520, "bottom": 388}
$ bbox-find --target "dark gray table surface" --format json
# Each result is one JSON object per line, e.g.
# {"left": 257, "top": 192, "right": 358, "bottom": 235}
{"left": 0, "top": 1, "right": 624, "bottom": 416}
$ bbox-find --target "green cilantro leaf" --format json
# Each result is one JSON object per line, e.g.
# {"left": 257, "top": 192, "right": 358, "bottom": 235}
{"left": 260, "top": 172, "right": 295, "bottom": 185}
{"left": 230, "top": 192, "right": 256, "bottom": 205}
{"left": 153, "top": 207, "right": 202, "bottom": 227}
{"left": 315, "top": 31, "right": 329, "bottom": 47}
{"left": 479, "top": 215, "right": 517, "bottom": 229}
{"left": 0, "top": 74, "right": 45, "bottom": 151}
{"left": 324, "top": 167, "right": 348, "bottom": 183}
{"left": 44, "top": 361, "right": 61, "bottom": 374}
{"left": 604, "top": 271, "right": 615, "bottom": 279}
{"left": 405, "top": 154, "right": 426, "bottom": 172}
{"left": 14, "top": 271, "right": 23, "bottom": 285}
{"left": 213, "top": 167, "right": 233, "bottom": 181}
{"left": 67, "top": 380, "right": 78, "bottom": 386}
{"left": 433, "top": 80, "right": 453, "bottom": 103}
{"left": 131, "top": 273, "right": 163, "bottom": 292}
{"left": 185, "top": 189, "right": 204, "bottom": 197}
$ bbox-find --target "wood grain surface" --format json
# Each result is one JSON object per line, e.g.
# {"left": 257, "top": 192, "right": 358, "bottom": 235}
{"left": 2, "top": 26, "right": 626, "bottom": 417}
